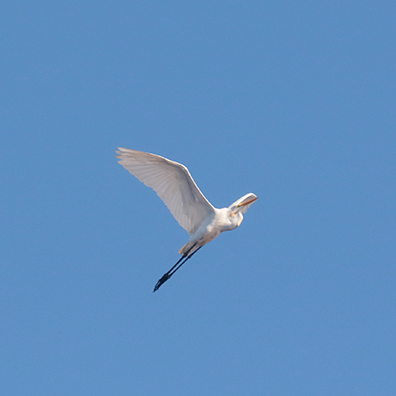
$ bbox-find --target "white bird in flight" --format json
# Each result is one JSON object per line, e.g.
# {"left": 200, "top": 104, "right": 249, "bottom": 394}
{"left": 116, "top": 147, "right": 257, "bottom": 292}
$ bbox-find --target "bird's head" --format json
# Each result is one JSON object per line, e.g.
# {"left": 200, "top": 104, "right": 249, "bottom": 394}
{"left": 228, "top": 193, "right": 258, "bottom": 218}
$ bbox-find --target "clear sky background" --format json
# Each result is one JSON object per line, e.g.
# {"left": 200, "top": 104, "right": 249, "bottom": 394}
{"left": 1, "top": 1, "right": 395, "bottom": 395}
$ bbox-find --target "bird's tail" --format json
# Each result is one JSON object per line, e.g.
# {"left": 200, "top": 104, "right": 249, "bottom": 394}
{"left": 178, "top": 241, "right": 197, "bottom": 256}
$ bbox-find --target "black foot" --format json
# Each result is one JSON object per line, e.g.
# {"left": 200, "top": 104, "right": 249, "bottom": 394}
{"left": 153, "top": 273, "right": 171, "bottom": 292}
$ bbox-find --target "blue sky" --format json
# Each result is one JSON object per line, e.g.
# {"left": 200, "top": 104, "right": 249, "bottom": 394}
{"left": 1, "top": 1, "right": 395, "bottom": 395}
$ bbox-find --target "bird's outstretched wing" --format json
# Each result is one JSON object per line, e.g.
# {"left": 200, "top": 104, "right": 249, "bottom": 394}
{"left": 116, "top": 147, "right": 215, "bottom": 235}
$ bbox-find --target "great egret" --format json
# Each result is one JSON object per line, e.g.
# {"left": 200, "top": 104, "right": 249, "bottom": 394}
{"left": 116, "top": 147, "right": 257, "bottom": 292}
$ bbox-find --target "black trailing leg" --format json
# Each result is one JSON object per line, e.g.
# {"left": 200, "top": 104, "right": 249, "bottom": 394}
{"left": 153, "top": 247, "right": 202, "bottom": 292}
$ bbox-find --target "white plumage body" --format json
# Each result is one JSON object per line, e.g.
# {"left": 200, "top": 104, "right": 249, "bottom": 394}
{"left": 116, "top": 147, "right": 257, "bottom": 255}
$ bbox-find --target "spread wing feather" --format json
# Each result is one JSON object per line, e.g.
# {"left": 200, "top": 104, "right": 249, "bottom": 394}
{"left": 116, "top": 147, "right": 215, "bottom": 235}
